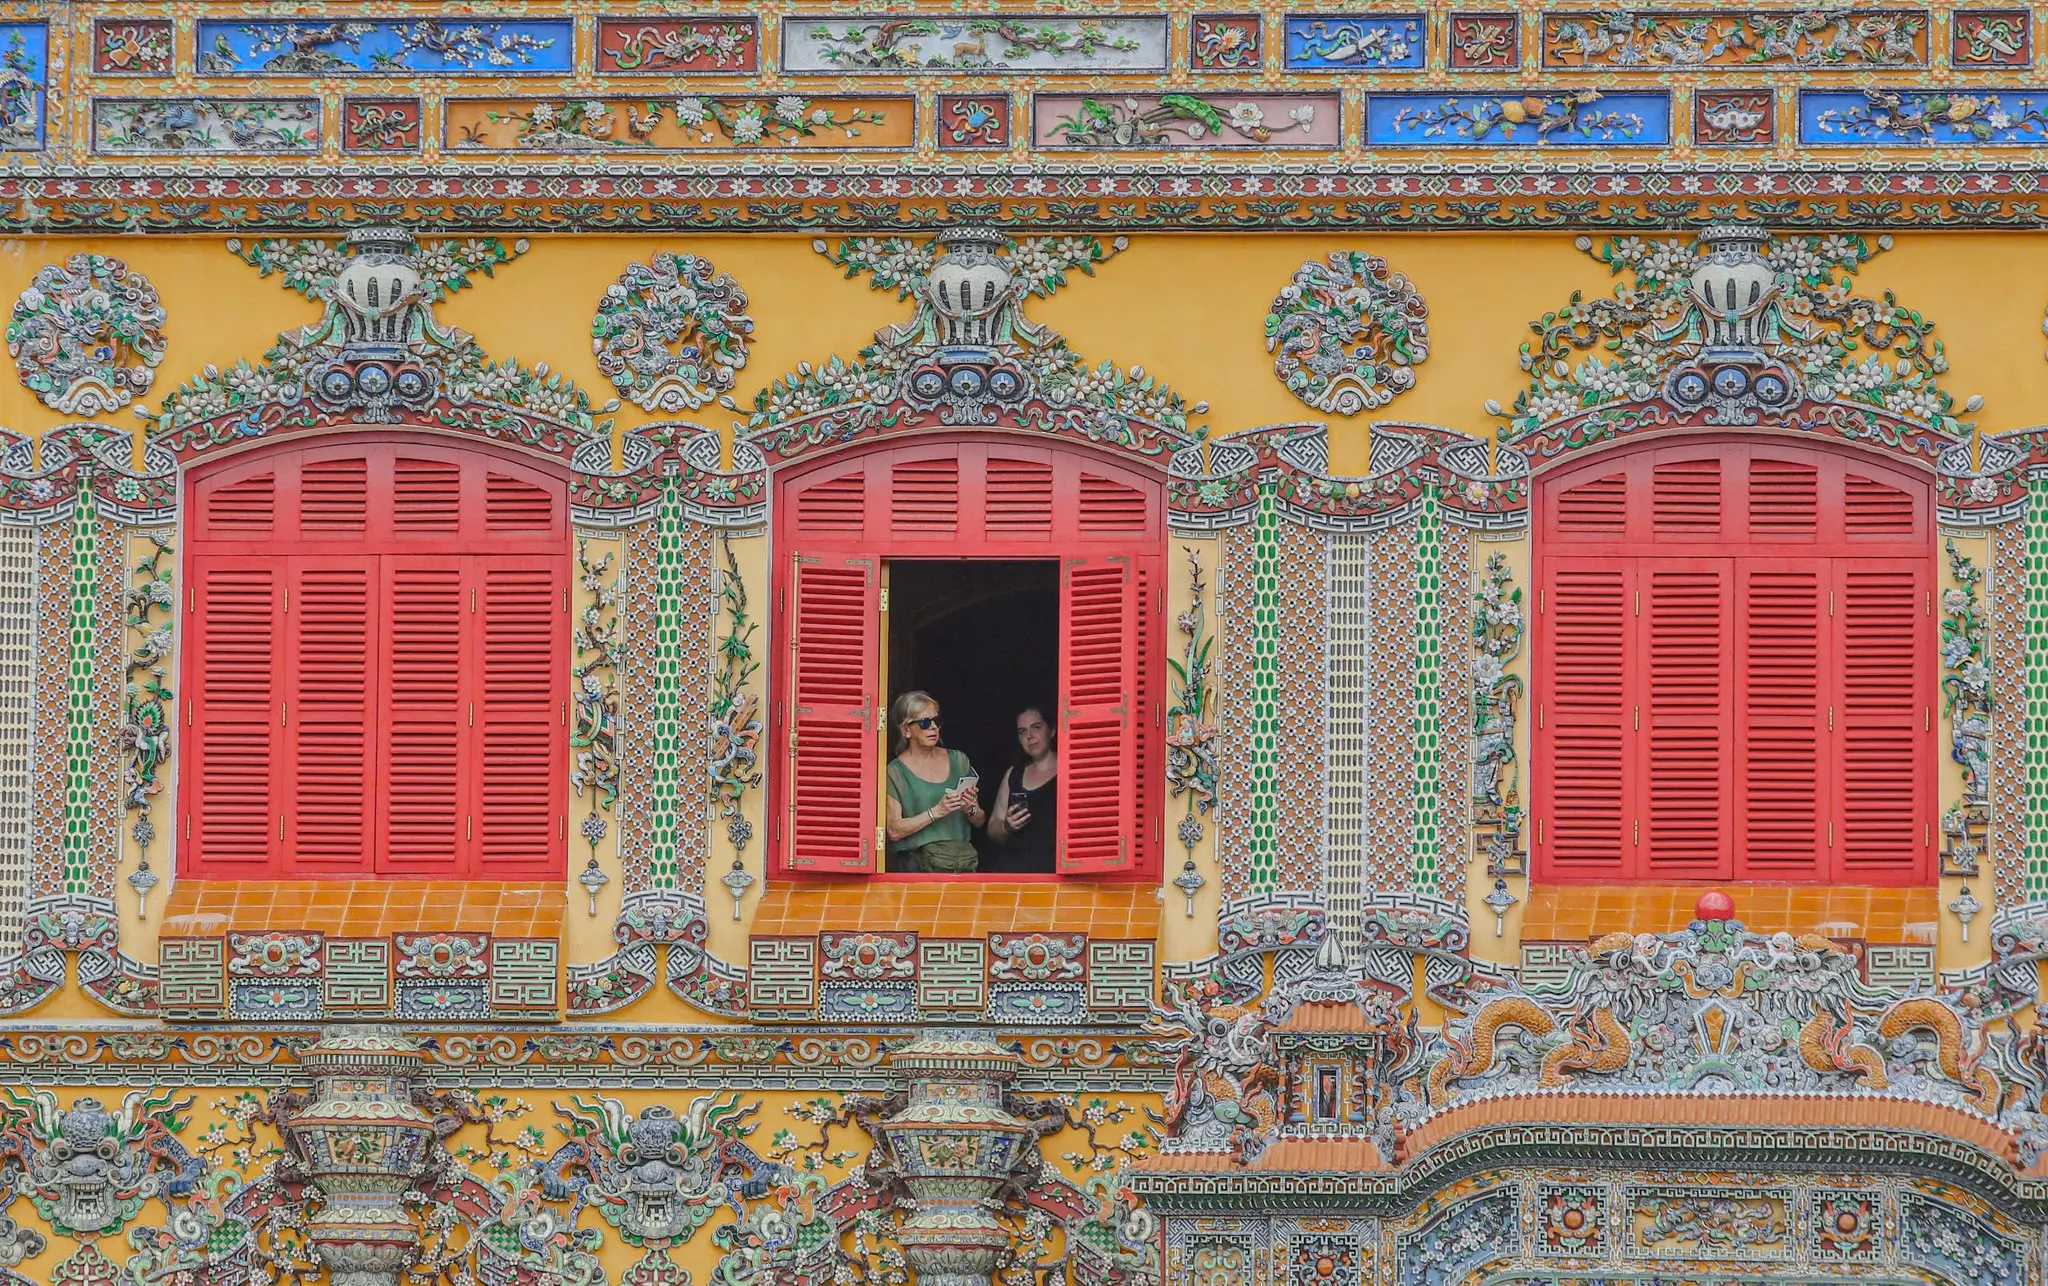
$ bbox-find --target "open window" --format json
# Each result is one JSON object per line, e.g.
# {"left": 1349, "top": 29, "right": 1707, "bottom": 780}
{"left": 1533, "top": 439, "right": 1932, "bottom": 885}
{"left": 772, "top": 438, "right": 1162, "bottom": 879}
{"left": 180, "top": 437, "right": 570, "bottom": 880}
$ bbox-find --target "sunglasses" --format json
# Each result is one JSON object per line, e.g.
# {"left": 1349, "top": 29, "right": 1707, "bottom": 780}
{"left": 907, "top": 716, "right": 940, "bottom": 729}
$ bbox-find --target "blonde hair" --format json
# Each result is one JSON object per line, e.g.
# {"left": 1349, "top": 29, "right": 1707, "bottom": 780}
{"left": 889, "top": 690, "right": 938, "bottom": 756}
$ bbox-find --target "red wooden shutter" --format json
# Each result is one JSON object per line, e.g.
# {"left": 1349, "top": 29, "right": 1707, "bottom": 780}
{"left": 1536, "top": 561, "right": 1631, "bottom": 877}
{"left": 186, "top": 558, "right": 282, "bottom": 877}
{"left": 1131, "top": 557, "right": 1161, "bottom": 871}
{"left": 1735, "top": 563, "right": 1827, "bottom": 877}
{"left": 1832, "top": 560, "right": 1928, "bottom": 881}
{"left": 378, "top": 559, "right": 468, "bottom": 874}
{"left": 474, "top": 558, "right": 565, "bottom": 877}
{"left": 284, "top": 558, "right": 377, "bottom": 874}
{"left": 1058, "top": 554, "right": 1139, "bottom": 874}
{"left": 784, "top": 554, "right": 880, "bottom": 871}
{"left": 1641, "top": 561, "right": 1732, "bottom": 877}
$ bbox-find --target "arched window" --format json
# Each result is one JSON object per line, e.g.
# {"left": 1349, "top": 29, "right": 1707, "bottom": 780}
{"left": 1533, "top": 438, "right": 1933, "bottom": 885}
{"left": 180, "top": 436, "right": 569, "bottom": 879}
{"left": 771, "top": 436, "right": 1163, "bottom": 879}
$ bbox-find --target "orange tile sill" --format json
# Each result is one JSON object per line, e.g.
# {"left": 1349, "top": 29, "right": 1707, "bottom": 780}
{"left": 1521, "top": 881, "right": 1939, "bottom": 944}
{"left": 750, "top": 878, "right": 1161, "bottom": 938}
{"left": 161, "top": 880, "right": 567, "bottom": 939}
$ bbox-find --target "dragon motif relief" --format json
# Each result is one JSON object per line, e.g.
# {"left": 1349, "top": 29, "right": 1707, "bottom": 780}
{"left": 1427, "top": 917, "right": 2018, "bottom": 1120}
{"left": 0, "top": 1089, "right": 204, "bottom": 1237}
{"left": 1940, "top": 538, "right": 1992, "bottom": 877}
{"left": 526, "top": 1094, "right": 789, "bottom": 1245}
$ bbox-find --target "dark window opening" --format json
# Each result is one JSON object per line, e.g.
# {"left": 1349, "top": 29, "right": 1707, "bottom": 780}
{"left": 886, "top": 559, "right": 1058, "bottom": 874}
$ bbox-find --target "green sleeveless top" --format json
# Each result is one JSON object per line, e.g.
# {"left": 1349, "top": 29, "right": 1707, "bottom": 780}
{"left": 887, "top": 750, "right": 974, "bottom": 853}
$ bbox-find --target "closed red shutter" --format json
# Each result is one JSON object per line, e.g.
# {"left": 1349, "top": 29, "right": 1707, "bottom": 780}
{"left": 784, "top": 554, "right": 881, "bottom": 872}
{"left": 1832, "top": 560, "right": 1928, "bottom": 881}
{"left": 1536, "top": 561, "right": 1631, "bottom": 877}
{"left": 183, "top": 440, "right": 569, "bottom": 881}
{"left": 1131, "top": 557, "right": 1161, "bottom": 871}
{"left": 1735, "top": 563, "right": 1827, "bottom": 877}
{"left": 378, "top": 559, "right": 467, "bottom": 874}
{"left": 474, "top": 558, "right": 565, "bottom": 877}
{"left": 1537, "top": 441, "right": 1931, "bottom": 885}
{"left": 186, "top": 558, "right": 282, "bottom": 877}
{"left": 1058, "top": 554, "right": 1139, "bottom": 874}
{"left": 1641, "top": 561, "right": 1732, "bottom": 877}
{"left": 284, "top": 558, "right": 377, "bottom": 874}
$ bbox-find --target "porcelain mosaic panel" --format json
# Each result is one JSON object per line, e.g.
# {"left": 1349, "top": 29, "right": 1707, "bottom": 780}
{"left": 1994, "top": 520, "right": 2029, "bottom": 906}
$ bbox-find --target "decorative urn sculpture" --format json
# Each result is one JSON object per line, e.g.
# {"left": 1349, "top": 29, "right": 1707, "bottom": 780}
{"left": 876, "top": 1031, "right": 1034, "bottom": 1286}
{"left": 275, "top": 1027, "right": 436, "bottom": 1286}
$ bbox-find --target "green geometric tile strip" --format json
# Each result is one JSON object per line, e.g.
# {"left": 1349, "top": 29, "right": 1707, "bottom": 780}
{"left": 645, "top": 477, "right": 687, "bottom": 890}
{"left": 1243, "top": 485, "right": 1283, "bottom": 891}
{"left": 61, "top": 491, "right": 98, "bottom": 896}
{"left": 1410, "top": 485, "right": 1443, "bottom": 897}
{"left": 2025, "top": 479, "right": 2048, "bottom": 898}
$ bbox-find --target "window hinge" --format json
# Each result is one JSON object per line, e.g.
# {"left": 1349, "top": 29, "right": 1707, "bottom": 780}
{"left": 1538, "top": 589, "right": 1545, "bottom": 615}
{"left": 277, "top": 815, "right": 284, "bottom": 843}
{"left": 187, "top": 587, "right": 195, "bottom": 612}
{"left": 1538, "top": 703, "right": 1544, "bottom": 730}
{"left": 874, "top": 825, "right": 886, "bottom": 855}
{"left": 184, "top": 815, "right": 190, "bottom": 841}
{"left": 1828, "top": 706, "right": 1834, "bottom": 731}
{"left": 1633, "top": 705, "right": 1639, "bottom": 731}
{"left": 186, "top": 700, "right": 192, "bottom": 727}
{"left": 1925, "top": 707, "right": 1931, "bottom": 732}
{"left": 561, "top": 702, "right": 567, "bottom": 726}
{"left": 1926, "top": 822, "right": 1932, "bottom": 847}
{"left": 1633, "top": 818, "right": 1639, "bottom": 845}
{"left": 879, "top": 585, "right": 889, "bottom": 613}
{"left": 560, "top": 815, "right": 567, "bottom": 840}
{"left": 280, "top": 701, "right": 288, "bottom": 728}
{"left": 467, "top": 816, "right": 473, "bottom": 841}
{"left": 1828, "top": 820, "right": 1835, "bottom": 847}
{"left": 470, "top": 587, "right": 477, "bottom": 613}
{"left": 282, "top": 587, "right": 288, "bottom": 613}
{"left": 563, "top": 587, "right": 570, "bottom": 612}
{"left": 1829, "top": 589, "right": 1835, "bottom": 617}
{"left": 468, "top": 701, "right": 474, "bottom": 727}
{"left": 1927, "top": 590, "right": 1933, "bottom": 616}
{"left": 1536, "top": 818, "right": 1543, "bottom": 845}
{"left": 1633, "top": 589, "right": 1640, "bottom": 617}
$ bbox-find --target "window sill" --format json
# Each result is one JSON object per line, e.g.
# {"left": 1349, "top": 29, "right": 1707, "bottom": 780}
{"left": 1522, "top": 882, "right": 1940, "bottom": 944}
{"left": 158, "top": 880, "right": 566, "bottom": 1022}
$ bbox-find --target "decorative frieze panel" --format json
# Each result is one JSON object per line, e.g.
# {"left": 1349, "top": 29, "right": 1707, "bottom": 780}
{"left": 783, "top": 15, "right": 1170, "bottom": 73}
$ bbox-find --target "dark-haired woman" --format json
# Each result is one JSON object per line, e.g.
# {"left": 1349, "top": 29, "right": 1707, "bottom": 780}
{"left": 883, "top": 690, "right": 984, "bottom": 873}
{"left": 985, "top": 705, "right": 1057, "bottom": 874}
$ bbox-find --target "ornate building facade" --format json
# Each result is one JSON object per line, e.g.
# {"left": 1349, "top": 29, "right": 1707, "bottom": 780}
{"left": 1, "top": 4, "right": 2048, "bottom": 1286}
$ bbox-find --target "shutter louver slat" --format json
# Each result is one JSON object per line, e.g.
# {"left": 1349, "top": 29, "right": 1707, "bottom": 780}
{"left": 891, "top": 458, "right": 960, "bottom": 537}
{"left": 477, "top": 561, "right": 564, "bottom": 876}
{"left": 392, "top": 456, "right": 462, "bottom": 534}
{"left": 984, "top": 457, "right": 1055, "bottom": 538}
{"left": 1844, "top": 473, "right": 1918, "bottom": 536}
{"left": 190, "top": 561, "right": 279, "bottom": 875}
{"left": 1077, "top": 473, "right": 1150, "bottom": 535}
{"left": 1835, "top": 562, "right": 1924, "bottom": 878}
{"left": 793, "top": 472, "right": 867, "bottom": 537}
{"left": 1643, "top": 563, "right": 1731, "bottom": 876}
{"left": 1540, "top": 564, "right": 1629, "bottom": 874}
{"left": 787, "top": 557, "right": 879, "bottom": 871}
{"left": 288, "top": 561, "right": 375, "bottom": 873}
{"left": 1748, "top": 458, "right": 1819, "bottom": 537}
{"left": 485, "top": 471, "right": 558, "bottom": 534}
{"left": 1059, "top": 556, "right": 1138, "bottom": 873}
{"left": 1737, "top": 567, "right": 1825, "bottom": 875}
{"left": 1651, "top": 459, "right": 1723, "bottom": 538}
{"left": 201, "top": 473, "right": 277, "bottom": 541}
{"left": 299, "top": 457, "right": 369, "bottom": 535}
{"left": 1553, "top": 474, "right": 1627, "bottom": 535}
{"left": 380, "top": 562, "right": 465, "bottom": 873}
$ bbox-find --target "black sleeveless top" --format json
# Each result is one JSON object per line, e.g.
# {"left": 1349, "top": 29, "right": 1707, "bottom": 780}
{"left": 988, "top": 764, "right": 1056, "bottom": 873}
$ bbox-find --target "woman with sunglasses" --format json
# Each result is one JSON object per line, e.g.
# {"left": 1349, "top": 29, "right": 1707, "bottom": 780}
{"left": 883, "top": 690, "right": 985, "bottom": 873}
